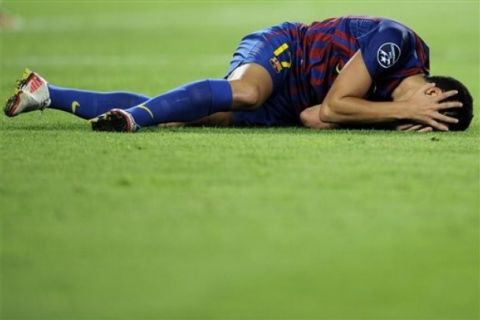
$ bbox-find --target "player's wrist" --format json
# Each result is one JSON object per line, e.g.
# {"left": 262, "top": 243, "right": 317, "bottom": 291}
{"left": 392, "top": 101, "right": 411, "bottom": 121}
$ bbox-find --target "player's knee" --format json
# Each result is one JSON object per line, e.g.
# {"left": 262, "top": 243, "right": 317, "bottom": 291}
{"left": 240, "top": 86, "right": 261, "bottom": 108}
{"left": 230, "top": 81, "right": 263, "bottom": 110}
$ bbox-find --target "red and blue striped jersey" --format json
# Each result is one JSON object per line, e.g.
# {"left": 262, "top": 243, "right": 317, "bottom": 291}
{"left": 289, "top": 16, "right": 430, "bottom": 112}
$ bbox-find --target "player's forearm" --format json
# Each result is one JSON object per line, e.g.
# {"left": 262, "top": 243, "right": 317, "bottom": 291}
{"left": 320, "top": 97, "right": 408, "bottom": 124}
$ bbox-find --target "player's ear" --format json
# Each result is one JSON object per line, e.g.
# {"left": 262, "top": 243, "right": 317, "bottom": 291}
{"left": 425, "top": 85, "right": 443, "bottom": 96}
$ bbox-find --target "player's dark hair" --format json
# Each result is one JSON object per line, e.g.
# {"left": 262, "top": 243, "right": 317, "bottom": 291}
{"left": 424, "top": 75, "right": 474, "bottom": 131}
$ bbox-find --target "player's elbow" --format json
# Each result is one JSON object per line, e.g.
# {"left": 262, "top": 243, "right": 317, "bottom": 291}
{"left": 299, "top": 109, "right": 310, "bottom": 127}
{"left": 318, "top": 103, "right": 337, "bottom": 123}
{"left": 320, "top": 96, "right": 355, "bottom": 123}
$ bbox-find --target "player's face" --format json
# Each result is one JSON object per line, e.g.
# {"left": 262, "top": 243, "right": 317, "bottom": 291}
{"left": 391, "top": 75, "right": 441, "bottom": 102}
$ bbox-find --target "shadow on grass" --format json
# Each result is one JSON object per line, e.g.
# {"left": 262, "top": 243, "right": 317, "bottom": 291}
{"left": 0, "top": 122, "right": 89, "bottom": 132}
{"left": 3, "top": 121, "right": 467, "bottom": 140}
{"left": 0, "top": 122, "right": 409, "bottom": 137}
{"left": 140, "top": 125, "right": 392, "bottom": 136}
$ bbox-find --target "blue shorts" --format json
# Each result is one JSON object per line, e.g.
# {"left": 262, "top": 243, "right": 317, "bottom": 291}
{"left": 225, "top": 22, "right": 304, "bottom": 126}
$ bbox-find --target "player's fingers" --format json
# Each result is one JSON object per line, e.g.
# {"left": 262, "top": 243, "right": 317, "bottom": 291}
{"left": 435, "top": 89, "right": 459, "bottom": 102}
{"left": 397, "top": 124, "right": 415, "bottom": 131}
{"left": 425, "top": 118, "right": 449, "bottom": 131}
{"left": 437, "top": 101, "right": 463, "bottom": 110}
{"left": 406, "top": 124, "right": 423, "bottom": 132}
{"left": 418, "top": 126, "right": 433, "bottom": 133}
{"left": 433, "top": 112, "right": 459, "bottom": 124}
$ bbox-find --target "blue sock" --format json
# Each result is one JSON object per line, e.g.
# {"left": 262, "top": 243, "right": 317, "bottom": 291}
{"left": 48, "top": 85, "right": 150, "bottom": 119}
{"left": 126, "top": 79, "right": 232, "bottom": 127}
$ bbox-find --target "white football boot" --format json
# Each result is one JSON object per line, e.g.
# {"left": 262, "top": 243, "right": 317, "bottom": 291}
{"left": 90, "top": 109, "right": 139, "bottom": 132}
{"left": 4, "top": 69, "right": 51, "bottom": 117}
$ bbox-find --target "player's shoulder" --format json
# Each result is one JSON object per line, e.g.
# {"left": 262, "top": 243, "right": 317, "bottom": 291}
{"left": 355, "top": 16, "right": 429, "bottom": 78}
{"left": 376, "top": 18, "right": 414, "bottom": 37}
{"left": 362, "top": 17, "right": 419, "bottom": 51}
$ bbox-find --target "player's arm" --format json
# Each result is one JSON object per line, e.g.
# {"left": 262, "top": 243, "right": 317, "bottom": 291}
{"left": 319, "top": 51, "right": 461, "bottom": 131}
{"left": 301, "top": 103, "right": 429, "bottom": 131}
{"left": 301, "top": 103, "right": 433, "bottom": 131}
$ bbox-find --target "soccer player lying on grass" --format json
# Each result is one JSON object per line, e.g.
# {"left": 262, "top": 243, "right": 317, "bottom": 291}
{"left": 4, "top": 16, "right": 474, "bottom": 132}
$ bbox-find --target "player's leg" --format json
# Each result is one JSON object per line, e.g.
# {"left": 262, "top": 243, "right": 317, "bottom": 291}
{"left": 3, "top": 66, "right": 269, "bottom": 131}
{"left": 91, "top": 22, "right": 299, "bottom": 132}
{"left": 4, "top": 69, "right": 150, "bottom": 119}
{"left": 154, "top": 63, "right": 273, "bottom": 128}
{"left": 91, "top": 62, "right": 274, "bottom": 132}
{"left": 48, "top": 85, "right": 149, "bottom": 119}
{"left": 228, "top": 63, "right": 273, "bottom": 110}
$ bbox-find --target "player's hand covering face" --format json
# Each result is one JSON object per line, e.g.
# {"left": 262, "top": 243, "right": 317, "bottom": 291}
{"left": 401, "top": 83, "right": 462, "bottom": 131}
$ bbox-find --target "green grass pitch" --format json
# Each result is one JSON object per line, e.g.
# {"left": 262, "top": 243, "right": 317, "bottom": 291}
{"left": 0, "top": 1, "right": 479, "bottom": 319}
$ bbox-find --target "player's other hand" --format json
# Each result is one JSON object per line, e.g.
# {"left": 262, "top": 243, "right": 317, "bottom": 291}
{"left": 403, "top": 83, "right": 462, "bottom": 131}
{"left": 396, "top": 123, "right": 433, "bottom": 133}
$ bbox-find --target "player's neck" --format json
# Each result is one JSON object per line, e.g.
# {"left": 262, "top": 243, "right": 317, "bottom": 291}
{"left": 392, "top": 74, "right": 427, "bottom": 101}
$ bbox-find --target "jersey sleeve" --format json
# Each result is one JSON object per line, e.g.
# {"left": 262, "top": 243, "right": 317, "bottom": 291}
{"left": 357, "top": 20, "right": 428, "bottom": 80}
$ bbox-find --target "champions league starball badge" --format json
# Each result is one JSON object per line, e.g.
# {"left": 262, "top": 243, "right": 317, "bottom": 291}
{"left": 377, "top": 42, "right": 401, "bottom": 68}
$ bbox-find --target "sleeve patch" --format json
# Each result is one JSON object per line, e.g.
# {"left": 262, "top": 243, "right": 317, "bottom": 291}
{"left": 377, "top": 42, "right": 401, "bottom": 68}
